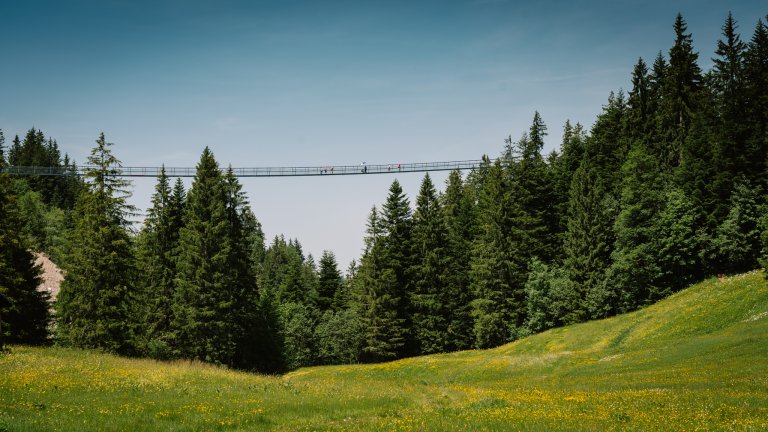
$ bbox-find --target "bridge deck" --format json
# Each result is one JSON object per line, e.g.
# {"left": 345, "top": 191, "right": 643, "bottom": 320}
{"left": 2, "top": 160, "right": 486, "bottom": 177}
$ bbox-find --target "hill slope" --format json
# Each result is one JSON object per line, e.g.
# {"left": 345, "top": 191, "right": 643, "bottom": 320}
{"left": 2, "top": 272, "right": 767, "bottom": 431}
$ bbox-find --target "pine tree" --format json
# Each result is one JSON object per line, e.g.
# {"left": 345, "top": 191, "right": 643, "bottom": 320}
{"left": 563, "top": 160, "right": 612, "bottom": 321}
{"left": 655, "top": 186, "right": 709, "bottom": 290}
{"left": 659, "top": 14, "right": 703, "bottom": 169}
{"left": 172, "top": 147, "right": 238, "bottom": 365}
{"left": 260, "top": 236, "right": 312, "bottom": 305}
{"left": 0, "top": 129, "right": 5, "bottom": 168}
{"left": 55, "top": 133, "right": 135, "bottom": 353}
{"left": 585, "top": 91, "right": 628, "bottom": 193}
{"left": 0, "top": 173, "right": 49, "bottom": 346}
{"left": 713, "top": 180, "right": 764, "bottom": 273}
{"left": 379, "top": 180, "right": 414, "bottom": 356}
{"left": 550, "top": 121, "right": 587, "bottom": 243}
{"left": 232, "top": 205, "right": 276, "bottom": 372}
{"left": 411, "top": 174, "right": 449, "bottom": 354}
{"left": 744, "top": 18, "right": 768, "bottom": 187}
{"left": 356, "top": 206, "right": 406, "bottom": 362}
{"left": 710, "top": 13, "right": 750, "bottom": 214}
{"left": 441, "top": 170, "right": 476, "bottom": 351}
{"left": 627, "top": 58, "right": 652, "bottom": 140}
{"left": 647, "top": 51, "right": 668, "bottom": 155}
{"left": 135, "top": 167, "right": 183, "bottom": 358}
{"left": 317, "top": 250, "right": 342, "bottom": 312}
{"left": 222, "top": 167, "right": 264, "bottom": 366}
{"left": 603, "top": 147, "right": 666, "bottom": 313}
{"left": 470, "top": 160, "right": 525, "bottom": 347}
{"left": 516, "top": 112, "right": 558, "bottom": 263}
{"left": 676, "top": 91, "right": 721, "bottom": 227}
{"left": 8, "top": 135, "right": 21, "bottom": 166}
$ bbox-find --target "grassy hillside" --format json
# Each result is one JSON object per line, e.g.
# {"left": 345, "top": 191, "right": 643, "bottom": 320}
{"left": 2, "top": 271, "right": 767, "bottom": 431}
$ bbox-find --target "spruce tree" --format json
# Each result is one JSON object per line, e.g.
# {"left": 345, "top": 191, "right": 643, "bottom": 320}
{"left": 8, "top": 135, "right": 21, "bottom": 166}
{"left": 713, "top": 180, "right": 764, "bottom": 273}
{"left": 411, "top": 174, "right": 449, "bottom": 354}
{"left": 379, "top": 180, "right": 414, "bottom": 356}
{"left": 317, "top": 250, "right": 342, "bottom": 311}
{"left": 603, "top": 147, "right": 666, "bottom": 313}
{"left": 550, "top": 121, "right": 587, "bottom": 242}
{"left": 711, "top": 13, "right": 750, "bottom": 213}
{"left": 223, "top": 166, "right": 265, "bottom": 368}
{"left": 627, "top": 58, "right": 652, "bottom": 140}
{"left": 260, "top": 236, "right": 312, "bottom": 305}
{"left": 585, "top": 91, "right": 628, "bottom": 193}
{"left": 647, "top": 51, "right": 668, "bottom": 157}
{"left": 56, "top": 133, "right": 135, "bottom": 353}
{"left": 0, "top": 129, "right": 5, "bottom": 168}
{"left": 563, "top": 160, "right": 612, "bottom": 321}
{"left": 441, "top": 170, "right": 476, "bottom": 351}
{"left": 516, "top": 112, "right": 557, "bottom": 263}
{"left": 655, "top": 186, "right": 709, "bottom": 290}
{"left": 0, "top": 173, "right": 49, "bottom": 346}
{"left": 659, "top": 14, "right": 703, "bottom": 169}
{"left": 356, "top": 206, "right": 405, "bottom": 362}
{"left": 744, "top": 18, "right": 768, "bottom": 187}
{"left": 676, "top": 93, "right": 721, "bottom": 227}
{"left": 172, "top": 147, "right": 238, "bottom": 365}
{"left": 470, "top": 160, "right": 525, "bottom": 347}
{"left": 136, "top": 167, "right": 183, "bottom": 358}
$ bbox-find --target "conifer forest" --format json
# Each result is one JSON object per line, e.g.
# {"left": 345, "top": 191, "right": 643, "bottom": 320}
{"left": 2, "top": 13, "right": 768, "bottom": 375}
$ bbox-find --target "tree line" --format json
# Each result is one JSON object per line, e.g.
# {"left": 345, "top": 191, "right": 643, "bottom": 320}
{"left": 1, "top": 13, "right": 767, "bottom": 370}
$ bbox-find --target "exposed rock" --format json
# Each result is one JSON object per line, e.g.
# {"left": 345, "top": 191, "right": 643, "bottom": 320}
{"left": 34, "top": 252, "right": 63, "bottom": 301}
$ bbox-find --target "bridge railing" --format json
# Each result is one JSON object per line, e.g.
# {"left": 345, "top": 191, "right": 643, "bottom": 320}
{"left": 1, "top": 160, "right": 489, "bottom": 178}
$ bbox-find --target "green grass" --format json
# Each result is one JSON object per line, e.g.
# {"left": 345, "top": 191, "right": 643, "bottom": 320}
{"left": 2, "top": 271, "right": 768, "bottom": 431}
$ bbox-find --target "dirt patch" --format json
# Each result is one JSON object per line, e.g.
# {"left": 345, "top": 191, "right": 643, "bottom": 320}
{"left": 35, "top": 252, "right": 63, "bottom": 301}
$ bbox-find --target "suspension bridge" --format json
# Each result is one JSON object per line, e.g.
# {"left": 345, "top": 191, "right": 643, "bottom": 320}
{"left": 1, "top": 160, "right": 486, "bottom": 177}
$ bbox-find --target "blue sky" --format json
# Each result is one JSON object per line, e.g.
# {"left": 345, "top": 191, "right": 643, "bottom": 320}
{"left": 2, "top": 0, "right": 766, "bottom": 267}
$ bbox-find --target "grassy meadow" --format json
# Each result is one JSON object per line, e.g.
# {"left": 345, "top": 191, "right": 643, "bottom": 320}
{"left": 2, "top": 271, "right": 767, "bottom": 431}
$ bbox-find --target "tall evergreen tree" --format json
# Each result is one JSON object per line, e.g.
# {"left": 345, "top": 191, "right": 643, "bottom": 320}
{"left": 0, "top": 173, "right": 49, "bottom": 346}
{"left": 713, "top": 180, "right": 765, "bottom": 273}
{"left": 659, "top": 14, "right": 703, "bottom": 169}
{"left": 0, "top": 129, "right": 5, "bottom": 168}
{"left": 470, "top": 160, "right": 525, "bottom": 347}
{"left": 56, "top": 133, "right": 135, "bottom": 353}
{"left": 135, "top": 167, "right": 184, "bottom": 358}
{"left": 379, "top": 180, "right": 414, "bottom": 356}
{"left": 563, "top": 160, "right": 613, "bottom": 321}
{"left": 260, "top": 236, "right": 313, "bottom": 305}
{"left": 172, "top": 148, "right": 238, "bottom": 365}
{"left": 655, "top": 186, "right": 709, "bottom": 290}
{"left": 317, "top": 250, "right": 342, "bottom": 312}
{"left": 550, "top": 121, "right": 587, "bottom": 243}
{"left": 627, "top": 57, "right": 652, "bottom": 140}
{"left": 710, "top": 13, "right": 750, "bottom": 212}
{"left": 411, "top": 174, "right": 450, "bottom": 354}
{"left": 441, "top": 170, "right": 476, "bottom": 351}
{"left": 603, "top": 147, "right": 666, "bottom": 313}
{"left": 356, "top": 206, "right": 405, "bottom": 362}
{"left": 744, "top": 18, "right": 768, "bottom": 187}
{"left": 515, "top": 112, "right": 558, "bottom": 263}
{"left": 585, "top": 91, "right": 628, "bottom": 193}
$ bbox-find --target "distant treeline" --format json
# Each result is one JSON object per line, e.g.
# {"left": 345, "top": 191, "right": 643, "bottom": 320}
{"left": 1, "top": 13, "right": 767, "bottom": 372}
